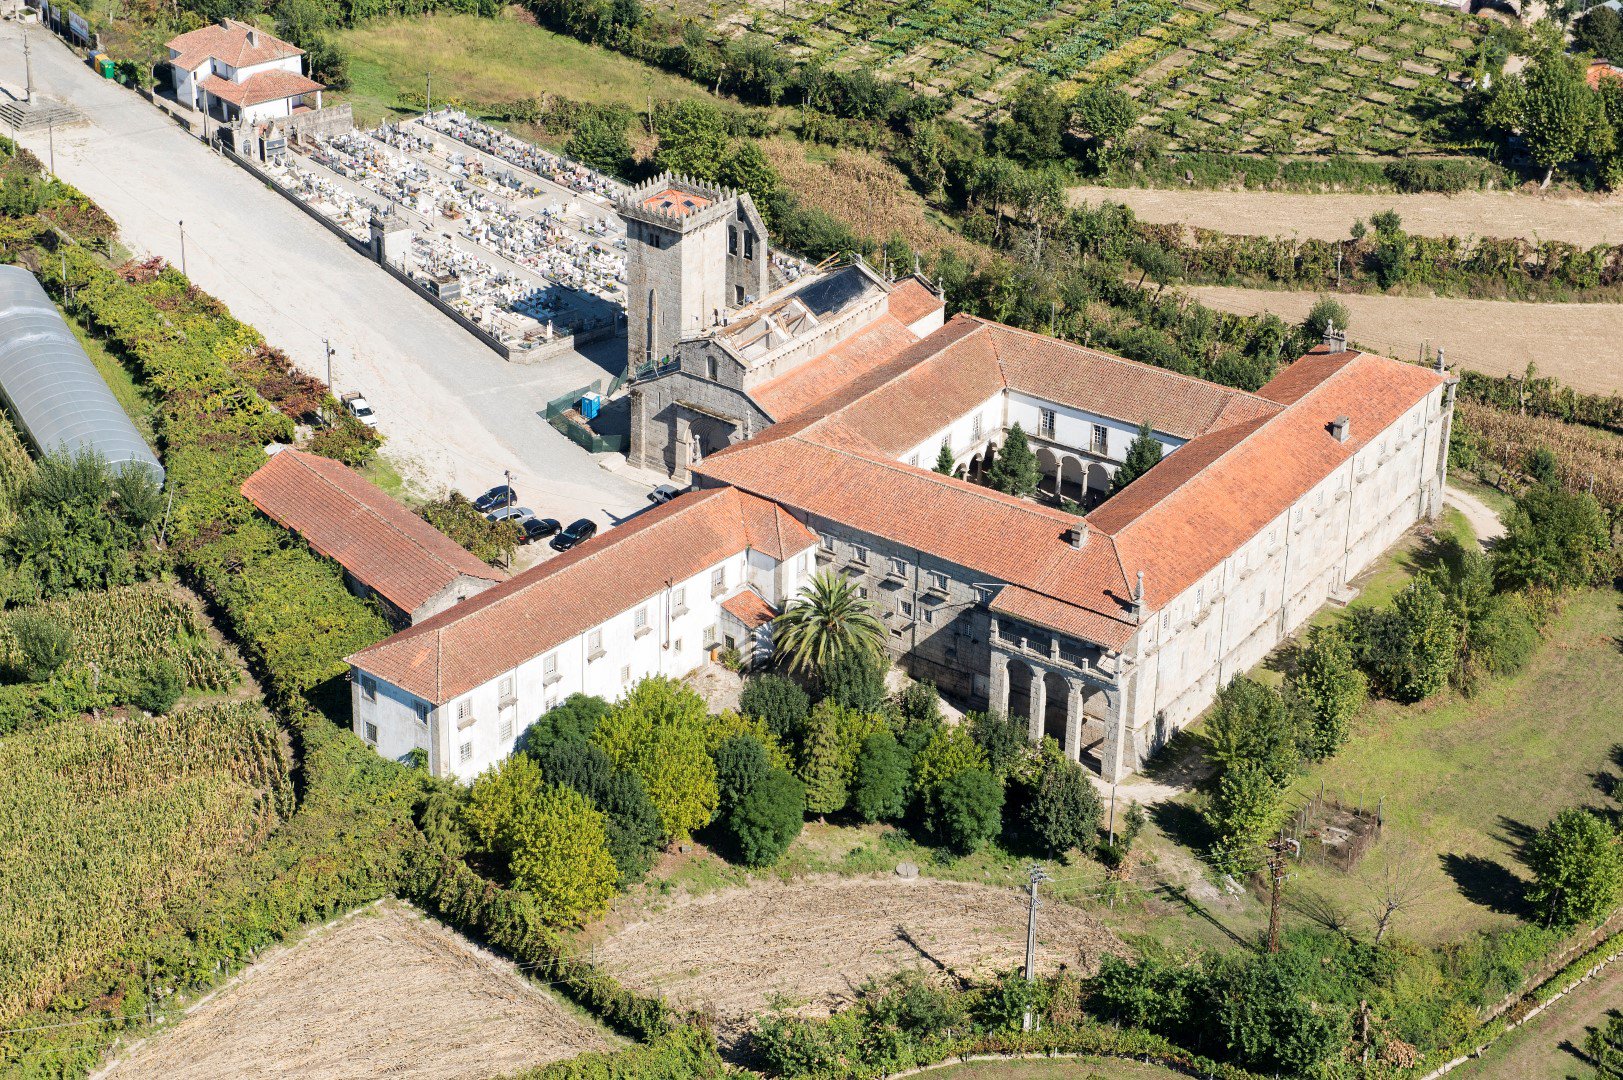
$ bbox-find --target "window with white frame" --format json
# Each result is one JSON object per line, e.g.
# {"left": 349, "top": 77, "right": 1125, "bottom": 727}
{"left": 498, "top": 674, "right": 515, "bottom": 703}
{"left": 542, "top": 651, "right": 560, "bottom": 683}
{"left": 672, "top": 586, "right": 687, "bottom": 614}
{"left": 459, "top": 742, "right": 472, "bottom": 763}
{"left": 498, "top": 712, "right": 513, "bottom": 741}
{"left": 588, "top": 629, "right": 604, "bottom": 658}
{"left": 634, "top": 606, "right": 649, "bottom": 634}
{"left": 971, "top": 414, "right": 983, "bottom": 440}
{"left": 673, "top": 637, "right": 683, "bottom": 654}
{"left": 456, "top": 699, "right": 472, "bottom": 725}
{"left": 711, "top": 566, "right": 727, "bottom": 596}
{"left": 1039, "top": 408, "right": 1055, "bottom": 439}
{"left": 908, "top": 454, "right": 919, "bottom": 467}
{"left": 1091, "top": 424, "right": 1108, "bottom": 453}
{"left": 797, "top": 553, "right": 809, "bottom": 575}
{"left": 621, "top": 664, "right": 631, "bottom": 684}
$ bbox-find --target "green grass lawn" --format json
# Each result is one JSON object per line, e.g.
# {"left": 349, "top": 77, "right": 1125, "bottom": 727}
{"left": 1285, "top": 587, "right": 1623, "bottom": 945}
{"left": 67, "top": 318, "right": 157, "bottom": 446}
{"left": 336, "top": 8, "right": 725, "bottom": 126}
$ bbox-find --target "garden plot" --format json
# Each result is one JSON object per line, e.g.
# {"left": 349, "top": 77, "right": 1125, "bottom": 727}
{"left": 97, "top": 903, "right": 617, "bottom": 1080}
{"left": 590, "top": 875, "right": 1125, "bottom": 1038}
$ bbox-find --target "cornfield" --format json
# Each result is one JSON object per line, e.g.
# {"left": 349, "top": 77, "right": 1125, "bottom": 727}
{"left": 0, "top": 703, "right": 290, "bottom": 1022}
{"left": 0, "top": 582, "right": 238, "bottom": 691}
{"left": 1457, "top": 401, "right": 1623, "bottom": 526}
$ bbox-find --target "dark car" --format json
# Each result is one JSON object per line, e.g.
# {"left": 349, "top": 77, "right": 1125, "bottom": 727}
{"left": 550, "top": 517, "right": 598, "bottom": 551}
{"left": 473, "top": 485, "right": 517, "bottom": 513}
{"left": 518, "top": 516, "right": 560, "bottom": 544}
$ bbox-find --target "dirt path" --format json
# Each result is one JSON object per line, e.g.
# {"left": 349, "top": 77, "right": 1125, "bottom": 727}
{"left": 589, "top": 875, "right": 1124, "bottom": 1040}
{"left": 1068, "top": 186, "right": 1623, "bottom": 245}
{"left": 1183, "top": 284, "right": 1623, "bottom": 396}
{"left": 1445, "top": 484, "right": 1506, "bottom": 545}
{"left": 95, "top": 903, "right": 616, "bottom": 1080}
{"left": 1454, "top": 958, "right": 1623, "bottom": 1078}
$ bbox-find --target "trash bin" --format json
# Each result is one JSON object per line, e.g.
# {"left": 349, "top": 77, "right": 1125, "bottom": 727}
{"left": 579, "top": 391, "right": 602, "bottom": 421}
{"left": 93, "top": 54, "right": 115, "bottom": 79}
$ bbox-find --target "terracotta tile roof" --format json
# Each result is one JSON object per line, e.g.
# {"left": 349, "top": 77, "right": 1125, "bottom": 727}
{"left": 201, "top": 70, "right": 323, "bottom": 107}
{"left": 1097, "top": 352, "right": 1447, "bottom": 609}
{"left": 887, "top": 277, "right": 945, "bottom": 327}
{"left": 1254, "top": 346, "right": 1358, "bottom": 405}
{"left": 241, "top": 448, "right": 502, "bottom": 616}
{"left": 347, "top": 487, "right": 816, "bottom": 703}
{"left": 694, "top": 436, "right": 1138, "bottom": 648}
{"left": 168, "top": 19, "right": 302, "bottom": 71}
{"left": 750, "top": 315, "right": 921, "bottom": 422}
{"left": 1588, "top": 60, "right": 1623, "bottom": 89}
{"left": 721, "top": 588, "right": 777, "bottom": 629}
{"left": 641, "top": 187, "right": 711, "bottom": 216}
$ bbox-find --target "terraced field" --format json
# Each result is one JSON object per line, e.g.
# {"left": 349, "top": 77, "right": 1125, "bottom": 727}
{"left": 687, "top": 0, "right": 1483, "bottom": 152}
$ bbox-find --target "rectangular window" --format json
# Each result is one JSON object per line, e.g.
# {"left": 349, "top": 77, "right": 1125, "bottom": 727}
{"left": 498, "top": 711, "right": 513, "bottom": 741}
{"left": 743, "top": 231, "right": 755, "bottom": 259}
{"left": 1161, "top": 612, "right": 1171, "bottom": 631}
{"left": 908, "top": 454, "right": 919, "bottom": 468}
{"left": 852, "top": 544, "right": 869, "bottom": 565}
{"left": 705, "top": 355, "right": 719, "bottom": 381}
{"left": 1091, "top": 424, "right": 1108, "bottom": 453}
{"left": 704, "top": 623, "right": 720, "bottom": 647}
{"left": 734, "top": 283, "right": 745, "bottom": 305}
{"left": 364, "top": 722, "right": 378, "bottom": 744}
{"left": 728, "top": 227, "right": 738, "bottom": 255}
{"left": 359, "top": 674, "right": 377, "bottom": 701}
{"left": 921, "top": 607, "right": 934, "bottom": 625}
{"left": 414, "top": 700, "right": 430, "bottom": 725}
{"left": 1194, "top": 586, "right": 1203, "bottom": 608}
{"left": 971, "top": 414, "right": 983, "bottom": 440}
{"left": 621, "top": 664, "right": 631, "bottom": 684}
{"left": 796, "top": 553, "right": 809, "bottom": 575}
{"left": 634, "top": 606, "right": 649, "bottom": 634}
{"left": 888, "top": 556, "right": 906, "bottom": 578}
{"left": 898, "top": 600, "right": 914, "bottom": 619}
{"left": 671, "top": 586, "right": 688, "bottom": 615}
{"left": 975, "top": 585, "right": 995, "bottom": 605}
{"left": 456, "top": 699, "right": 471, "bottom": 725}
{"left": 588, "top": 629, "right": 604, "bottom": 658}
{"left": 673, "top": 637, "right": 683, "bottom": 654}
{"left": 1039, "top": 408, "right": 1055, "bottom": 439}
{"left": 459, "top": 742, "right": 473, "bottom": 764}
{"left": 545, "top": 697, "right": 558, "bottom": 712}
{"left": 857, "top": 585, "right": 869, "bottom": 599}
{"left": 820, "top": 533, "right": 835, "bottom": 552}
{"left": 927, "top": 570, "right": 949, "bottom": 593}
{"left": 711, "top": 566, "right": 726, "bottom": 596}
{"left": 498, "top": 675, "right": 515, "bottom": 703}
{"left": 542, "top": 651, "right": 560, "bottom": 683}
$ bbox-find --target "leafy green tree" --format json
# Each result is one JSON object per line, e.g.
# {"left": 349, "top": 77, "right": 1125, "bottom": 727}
{"left": 654, "top": 99, "right": 730, "bottom": 180}
{"left": 915, "top": 724, "right": 988, "bottom": 831}
{"left": 536, "top": 736, "right": 662, "bottom": 884}
{"left": 8, "top": 611, "right": 71, "bottom": 682}
{"left": 566, "top": 113, "right": 634, "bottom": 178}
{"left": 1202, "top": 762, "right": 1285, "bottom": 873}
{"left": 1583, "top": 1013, "right": 1623, "bottom": 1079}
{"left": 797, "top": 704, "right": 850, "bottom": 817}
{"left": 1285, "top": 627, "right": 1367, "bottom": 760}
{"left": 1069, "top": 85, "right": 1138, "bottom": 169}
{"left": 1204, "top": 677, "right": 1302, "bottom": 786}
{"left": 1349, "top": 576, "right": 1459, "bottom": 703}
{"left": 739, "top": 674, "right": 810, "bottom": 744}
{"left": 593, "top": 677, "right": 719, "bottom": 843}
{"left": 1018, "top": 746, "right": 1103, "bottom": 858}
{"left": 774, "top": 569, "right": 885, "bottom": 677}
{"left": 818, "top": 648, "right": 888, "bottom": 713}
{"left": 1494, "top": 484, "right": 1612, "bottom": 593}
{"left": 851, "top": 729, "right": 910, "bottom": 822}
{"left": 987, "top": 422, "right": 1040, "bottom": 497}
{"left": 937, "top": 766, "right": 1004, "bottom": 852}
{"left": 1111, "top": 421, "right": 1163, "bottom": 495}
{"left": 726, "top": 767, "right": 805, "bottom": 867}
{"left": 1129, "top": 242, "right": 1182, "bottom": 298}
{"left": 994, "top": 76, "right": 1067, "bottom": 165}
{"left": 134, "top": 659, "right": 184, "bottom": 715}
{"left": 465, "top": 756, "right": 618, "bottom": 924}
{"left": 1303, "top": 295, "right": 1350, "bottom": 342}
{"left": 1485, "top": 50, "right": 1610, "bottom": 188}
{"left": 933, "top": 442, "right": 956, "bottom": 475}
{"left": 968, "top": 710, "right": 1029, "bottom": 777}
{"left": 1217, "top": 950, "right": 1349, "bottom": 1075}
{"left": 1575, "top": 6, "right": 1623, "bottom": 61}
{"left": 718, "top": 139, "right": 783, "bottom": 206}
{"left": 898, "top": 679, "right": 943, "bottom": 726}
{"left": 518, "top": 693, "right": 610, "bottom": 756}
{"left": 713, "top": 733, "right": 770, "bottom": 810}
{"left": 1525, "top": 808, "right": 1623, "bottom": 929}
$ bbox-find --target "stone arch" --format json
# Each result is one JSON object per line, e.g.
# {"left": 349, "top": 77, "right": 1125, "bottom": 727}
{"left": 1035, "top": 446, "right": 1061, "bottom": 496}
{"left": 954, "top": 464, "right": 967, "bottom": 480}
{"left": 1041, "top": 669, "right": 1068, "bottom": 744}
{"left": 1086, "top": 462, "right": 1111, "bottom": 494}
{"left": 1058, "top": 455, "right": 1086, "bottom": 504}
{"left": 1006, "top": 661, "right": 1033, "bottom": 729}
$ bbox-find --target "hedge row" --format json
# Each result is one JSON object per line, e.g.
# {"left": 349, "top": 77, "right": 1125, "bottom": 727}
{"left": 500, "top": 1026, "right": 729, "bottom": 1079}
{"left": 1457, "top": 367, "right": 1623, "bottom": 434}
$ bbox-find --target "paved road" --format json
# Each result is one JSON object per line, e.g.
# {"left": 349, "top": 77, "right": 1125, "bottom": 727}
{"left": 0, "top": 22, "right": 653, "bottom": 536}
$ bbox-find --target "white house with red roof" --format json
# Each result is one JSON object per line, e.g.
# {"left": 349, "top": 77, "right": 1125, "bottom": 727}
{"left": 166, "top": 19, "right": 323, "bottom": 124}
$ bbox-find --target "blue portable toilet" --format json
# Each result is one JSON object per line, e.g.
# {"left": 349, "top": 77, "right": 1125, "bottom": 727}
{"left": 579, "top": 391, "right": 602, "bottom": 420}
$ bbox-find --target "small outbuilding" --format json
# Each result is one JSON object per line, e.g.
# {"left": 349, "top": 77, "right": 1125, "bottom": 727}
{"left": 241, "top": 446, "right": 504, "bottom": 626}
{"left": 0, "top": 266, "right": 164, "bottom": 484}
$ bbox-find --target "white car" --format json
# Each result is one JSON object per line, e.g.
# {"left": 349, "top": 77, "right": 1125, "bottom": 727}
{"left": 342, "top": 393, "right": 378, "bottom": 428}
{"left": 649, "top": 483, "right": 684, "bottom": 505}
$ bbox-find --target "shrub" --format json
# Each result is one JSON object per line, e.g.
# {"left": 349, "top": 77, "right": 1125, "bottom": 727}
{"left": 1090, "top": 954, "right": 1206, "bottom": 1040}
{"left": 1468, "top": 594, "right": 1541, "bottom": 681}
{"left": 535, "top": 737, "right": 662, "bottom": 885}
{"left": 417, "top": 493, "right": 519, "bottom": 566}
{"left": 713, "top": 733, "right": 770, "bottom": 810}
{"left": 1217, "top": 950, "right": 1349, "bottom": 1075}
{"left": 1348, "top": 575, "right": 1459, "bottom": 703}
{"left": 818, "top": 648, "right": 887, "bottom": 713}
{"left": 592, "top": 678, "right": 718, "bottom": 843}
{"left": 1017, "top": 746, "right": 1103, "bottom": 858}
{"left": 851, "top": 729, "right": 910, "bottom": 823}
{"left": 1303, "top": 295, "right": 1350, "bottom": 340}
{"left": 725, "top": 767, "right": 805, "bottom": 867}
{"left": 936, "top": 766, "right": 1004, "bottom": 853}
{"left": 1201, "top": 762, "right": 1285, "bottom": 873}
{"left": 1286, "top": 627, "right": 1366, "bottom": 760}
{"left": 133, "top": 659, "right": 184, "bottom": 715}
{"left": 1203, "top": 677, "right": 1302, "bottom": 785}
{"left": 9, "top": 610, "right": 71, "bottom": 681}
{"left": 1494, "top": 484, "right": 1613, "bottom": 593}
{"left": 896, "top": 679, "right": 942, "bottom": 726}
{"left": 1524, "top": 807, "right": 1623, "bottom": 930}
{"left": 968, "top": 710, "right": 1029, "bottom": 777}
{"left": 740, "top": 673, "right": 810, "bottom": 743}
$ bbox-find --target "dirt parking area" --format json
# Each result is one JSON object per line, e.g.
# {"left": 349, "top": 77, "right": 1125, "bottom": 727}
{"left": 95, "top": 903, "right": 616, "bottom": 1080}
{"left": 1069, "top": 186, "right": 1623, "bottom": 245}
{"left": 589, "top": 875, "right": 1124, "bottom": 1037}
{"left": 1184, "top": 284, "right": 1623, "bottom": 396}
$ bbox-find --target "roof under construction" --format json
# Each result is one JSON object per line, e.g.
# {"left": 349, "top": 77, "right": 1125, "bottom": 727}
{"left": 0, "top": 266, "right": 164, "bottom": 484}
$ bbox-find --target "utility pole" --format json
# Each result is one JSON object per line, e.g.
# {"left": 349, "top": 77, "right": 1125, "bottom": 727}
{"left": 23, "top": 30, "right": 33, "bottom": 105}
{"left": 425, "top": 70, "right": 432, "bottom": 119}
{"left": 1264, "top": 837, "right": 1300, "bottom": 954}
{"left": 1107, "top": 782, "right": 1118, "bottom": 845}
{"left": 47, "top": 119, "right": 54, "bottom": 175}
{"left": 1022, "top": 863, "right": 1049, "bottom": 1032}
{"left": 178, "top": 220, "right": 187, "bottom": 276}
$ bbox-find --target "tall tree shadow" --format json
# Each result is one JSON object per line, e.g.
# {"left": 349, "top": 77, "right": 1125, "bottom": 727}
{"left": 1149, "top": 800, "right": 1209, "bottom": 853}
{"left": 1440, "top": 853, "right": 1531, "bottom": 918}
{"left": 1495, "top": 815, "right": 1541, "bottom": 865}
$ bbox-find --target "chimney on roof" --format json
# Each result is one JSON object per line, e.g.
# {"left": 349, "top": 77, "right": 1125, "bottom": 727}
{"left": 1131, "top": 571, "right": 1146, "bottom": 624}
{"left": 246, "top": 26, "right": 259, "bottom": 47}
{"left": 1435, "top": 346, "right": 1446, "bottom": 374}
{"left": 1066, "top": 520, "right": 1089, "bottom": 549}
{"left": 1330, "top": 416, "right": 1351, "bottom": 443}
{"left": 1322, "top": 318, "right": 1347, "bottom": 353}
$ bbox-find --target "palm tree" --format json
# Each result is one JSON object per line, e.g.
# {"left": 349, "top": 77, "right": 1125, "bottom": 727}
{"left": 772, "top": 569, "right": 885, "bottom": 676}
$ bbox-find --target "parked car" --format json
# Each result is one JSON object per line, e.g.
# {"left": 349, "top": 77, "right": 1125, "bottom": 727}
{"left": 473, "top": 485, "right": 517, "bottom": 513}
{"left": 550, "top": 518, "right": 598, "bottom": 551}
{"left": 486, "top": 505, "right": 535, "bottom": 524}
{"left": 518, "top": 516, "right": 561, "bottom": 544}
{"left": 340, "top": 391, "right": 378, "bottom": 428}
{"left": 649, "top": 483, "right": 684, "bottom": 505}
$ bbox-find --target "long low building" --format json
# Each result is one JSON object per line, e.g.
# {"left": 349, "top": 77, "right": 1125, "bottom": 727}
{"left": 0, "top": 266, "right": 163, "bottom": 484}
{"left": 347, "top": 178, "right": 1454, "bottom": 783}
